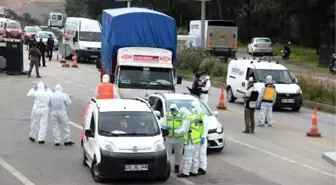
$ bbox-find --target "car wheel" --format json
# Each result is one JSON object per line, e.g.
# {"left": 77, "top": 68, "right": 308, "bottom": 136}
{"left": 213, "top": 146, "right": 224, "bottom": 152}
{"left": 158, "top": 162, "right": 170, "bottom": 182}
{"left": 91, "top": 159, "right": 104, "bottom": 183}
{"left": 291, "top": 106, "right": 301, "bottom": 112}
{"left": 227, "top": 87, "right": 236, "bottom": 103}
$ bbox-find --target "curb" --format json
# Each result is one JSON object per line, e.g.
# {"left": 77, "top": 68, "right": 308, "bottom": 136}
{"left": 322, "top": 152, "right": 336, "bottom": 167}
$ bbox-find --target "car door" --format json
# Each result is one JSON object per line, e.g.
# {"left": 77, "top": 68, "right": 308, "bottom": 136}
{"left": 149, "top": 96, "right": 158, "bottom": 108}
{"left": 237, "top": 67, "right": 251, "bottom": 99}
{"left": 153, "top": 97, "right": 164, "bottom": 118}
{"left": 84, "top": 113, "right": 96, "bottom": 163}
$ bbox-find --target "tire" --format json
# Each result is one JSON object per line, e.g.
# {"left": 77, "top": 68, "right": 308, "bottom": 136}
{"left": 227, "top": 87, "right": 236, "bottom": 103}
{"left": 158, "top": 162, "right": 171, "bottom": 182}
{"left": 291, "top": 106, "right": 301, "bottom": 112}
{"left": 91, "top": 159, "right": 104, "bottom": 183}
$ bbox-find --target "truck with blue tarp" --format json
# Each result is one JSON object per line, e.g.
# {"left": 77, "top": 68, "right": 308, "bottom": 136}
{"left": 100, "top": 7, "right": 182, "bottom": 100}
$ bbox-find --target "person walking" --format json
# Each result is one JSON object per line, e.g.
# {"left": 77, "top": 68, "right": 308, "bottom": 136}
{"left": 37, "top": 38, "right": 47, "bottom": 67}
{"left": 257, "top": 75, "right": 276, "bottom": 127}
{"left": 27, "top": 81, "right": 53, "bottom": 144}
{"left": 49, "top": 84, "right": 75, "bottom": 146}
{"left": 46, "top": 34, "right": 54, "bottom": 61}
{"left": 28, "top": 43, "right": 42, "bottom": 78}
{"left": 242, "top": 77, "right": 259, "bottom": 133}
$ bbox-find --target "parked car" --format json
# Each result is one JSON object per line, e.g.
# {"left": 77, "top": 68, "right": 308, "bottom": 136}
{"left": 22, "top": 26, "right": 41, "bottom": 44}
{"left": 247, "top": 37, "right": 273, "bottom": 56}
{"left": 3, "top": 20, "right": 22, "bottom": 39}
{"left": 35, "top": 31, "right": 59, "bottom": 50}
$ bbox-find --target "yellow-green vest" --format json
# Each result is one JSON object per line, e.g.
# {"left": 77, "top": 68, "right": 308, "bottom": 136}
{"left": 166, "top": 112, "right": 183, "bottom": 138}
{"left": 197, "top": 111, "right": 207, "bottom": 135}
{"left": 184, "top": 114, "right": 201, "bottom": 145}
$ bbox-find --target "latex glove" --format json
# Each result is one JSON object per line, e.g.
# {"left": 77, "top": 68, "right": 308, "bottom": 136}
{"left": 201, "top": 137, "right": 205, "bottom": 145}
{"left": 162, "top": 125, "right": 170, "bottom": 130}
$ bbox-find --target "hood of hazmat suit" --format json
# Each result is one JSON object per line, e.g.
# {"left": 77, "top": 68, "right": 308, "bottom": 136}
{"left": 50, "top": 84, "right": 71, "bottom": 112}
{"left": 102, "top": 74, "right": 110, "bottom": 83}
{"left": 191, "top": 100, "right": 202, "bottom": 115}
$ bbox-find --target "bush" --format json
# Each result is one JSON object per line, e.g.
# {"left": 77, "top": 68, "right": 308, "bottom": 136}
{"left": 298, "top": 73, "right": 336, "bottom": 106}
{"left": 211, "top": 62, "right": 227, "bottom": 78}
{"left": 177, "top": 47, "right": 209, "bottom": 73}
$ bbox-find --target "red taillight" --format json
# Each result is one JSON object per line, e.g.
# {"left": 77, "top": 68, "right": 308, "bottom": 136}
{"left": 254, "top": 44, "right": 258, "bottom": 47}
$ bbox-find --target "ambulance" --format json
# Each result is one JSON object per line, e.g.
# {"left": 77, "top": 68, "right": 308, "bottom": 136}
{"left": 226, "top": 59, "right": 303, "bottom": 111}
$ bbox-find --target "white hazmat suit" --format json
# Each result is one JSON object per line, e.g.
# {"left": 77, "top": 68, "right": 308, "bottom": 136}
{"left": 49, "top": 84, "right": 73, "bottom": 145}
{"left": 27, "top": 81, "right": 53, "bottom": 143}
{"left": 94, "top": 74, "right": 120, "bottom": 99}
{"left": 200, "top": 75, "right": 211, "bottom": 104}
{"left": 257, "top": 75, "right": 276, "bottom": 127}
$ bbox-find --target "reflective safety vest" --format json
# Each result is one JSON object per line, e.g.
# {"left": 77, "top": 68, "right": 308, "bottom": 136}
{"left": 197, "top": 111, "right": 207, "bottom": 135}
{"left": 184, "top": 115, "right": 201, "bottom": 145}
{"left": 166, "top": 112, "right": 183, "bottom": 138}
{"left": 262, "top": 84, "right": 276, "bottom": 102}
{"left": 97, "top": 82, "right": 114, "bottom": 99}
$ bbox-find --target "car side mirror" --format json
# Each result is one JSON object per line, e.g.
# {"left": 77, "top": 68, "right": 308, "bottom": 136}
{"left": 85, "top": 130, "right": 94, "bottom": 138}
{"left": 176, "top": 76, "right": 183, "bottom": 84}
{"left": 161, "top": 128, "right": 169, "bottom": 137}
{"left": 213, "top": 111, "right": 219, "bottom": 117}
{"left": 294, "top": 78, "right": 298, "bottom": 83}
{"left": 154, "top": 111, "right": 161, "bottom": 119}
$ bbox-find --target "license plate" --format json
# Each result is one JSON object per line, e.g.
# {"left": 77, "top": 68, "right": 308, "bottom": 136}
{"left": 282, "top": 99, "right": 294, "bottom": 103}
{"left": 91, "top": 55, "right": 98, "bottom": 58}
{"left": 125, "top": 164, "right": 148, "bottom": 171}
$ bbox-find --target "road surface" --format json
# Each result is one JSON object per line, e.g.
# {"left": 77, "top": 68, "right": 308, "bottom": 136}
{"left": 0, "top": 49, "right": 335, "bottom": 185}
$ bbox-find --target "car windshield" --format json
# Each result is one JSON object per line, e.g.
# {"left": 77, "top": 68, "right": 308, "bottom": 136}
{"left": 255, "top": 69, "right": 293, "bottom": 84}
{"left": 165, "top": 99, "right": 212, "bottom": 116}
{"left": 118, "top": 66, "right": 174, "bottom": 91}
{"left": 7, "top": 22, "right": 21, "bottom": 29}
{"left": 98, "top": 111, "right": 160, "bottom": 137}
{"left": 79, "top": 31, "right": 101, "bottom": 42}
{"left": 256, "top": 38, "right": 271, "bottom": 43}
{"left": 37, "top": 32, "right": 56, "bottom": 39}
{"left": 24, "top": 27, "right": 41, "bottom": 33}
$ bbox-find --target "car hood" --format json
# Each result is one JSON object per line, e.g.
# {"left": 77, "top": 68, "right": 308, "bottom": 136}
{"left": 118, "top": 89, "right": 174, "bottom": 101}
{"left": 78, "top": 41, "right": 101, "bottom": 49}
{"left": 254, "top": 83, "right": 301, "bottom": 94}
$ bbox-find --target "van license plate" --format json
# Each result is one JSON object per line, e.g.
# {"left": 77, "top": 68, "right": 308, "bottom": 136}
{"left": 282, "top": 99, "right": 294, "bottom": 103}
{"left": 125, "top": 164, "right": 148, "bottom": 171}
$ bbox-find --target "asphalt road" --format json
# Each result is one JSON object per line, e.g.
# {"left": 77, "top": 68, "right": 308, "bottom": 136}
{"left": 0, "top": 49, "right": 335, "bottom": 185}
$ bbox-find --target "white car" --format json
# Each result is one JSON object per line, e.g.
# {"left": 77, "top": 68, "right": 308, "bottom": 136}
{"left": 247, "top": 37, "right": 273, "bottom": 56}
{"left": 81, "top": 97, "right": 171, "bottom": 183}
{"left": 35, "top": 31, "right": 59, "bottom": 50}
{"left": 149, "top": 93, "right": 225, "bottom": 152}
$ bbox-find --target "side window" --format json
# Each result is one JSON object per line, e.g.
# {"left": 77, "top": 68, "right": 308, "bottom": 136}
{"left": 52, "top": 15, "right": 57, "bottom": 20}
{"left": 154, "top": 98, "right": 164, "bottom": 117}
{"left": 58, "top": 15, "right": 62, "bottom": 21}
{"left": 148, "top": 96, "right": 157, "bottom": 108}
{"left": 246, "top": 68, "right": 255, "bottom": 81}
{"left": 90, "top": 115, "right": 96, "bottom": 136}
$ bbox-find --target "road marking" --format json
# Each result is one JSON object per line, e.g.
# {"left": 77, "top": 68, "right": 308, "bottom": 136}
{"left": 69, "top": 120, "right": 195, "bottom": 185}
{"left": 76, "top": 84, "right": 85, "bottom": 88}
{"left": 227, "top": 137, "right": 336, "bottom": 178}
{"left": 51, "top": 76, "right": 72, "bottom": 84}
{"left": 0, "top": 156, "right": 35, "bottom": 185}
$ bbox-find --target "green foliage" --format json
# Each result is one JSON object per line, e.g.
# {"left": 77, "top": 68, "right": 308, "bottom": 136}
{"left": 6, "top": 9, "right": 41, "bottom": 27}
{"left": 177, "top": 47, "right": 209, "bottom": 73}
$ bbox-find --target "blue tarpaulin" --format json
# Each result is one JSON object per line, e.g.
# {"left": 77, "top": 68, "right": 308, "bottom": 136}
{"left": 101, "top": 8, "right": 177, "bottom": 74}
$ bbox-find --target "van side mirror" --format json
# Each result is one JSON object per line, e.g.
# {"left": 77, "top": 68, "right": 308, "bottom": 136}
{"left": 85, "top": 130, "right": 94, "bottom": 138}
{"left": 161, "top": 128, "right": 169, "bottom": 137}
{"left": 176, "top": 76, "right": 183, "bottom": 84}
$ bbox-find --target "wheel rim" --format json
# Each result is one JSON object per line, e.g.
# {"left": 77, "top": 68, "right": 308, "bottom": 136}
{"left": 227, "top": 89, "right": 232, "bottom": 100}
{"left": 93, "top": 163, "right": 99, "bottom": 176}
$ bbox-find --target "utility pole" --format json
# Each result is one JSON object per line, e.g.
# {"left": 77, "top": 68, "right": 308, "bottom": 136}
{"left": 127, "top": 1, "right": 130, "bottom": 7}
{"left": 197, "top": 0, "right": 210, "bottom": 49}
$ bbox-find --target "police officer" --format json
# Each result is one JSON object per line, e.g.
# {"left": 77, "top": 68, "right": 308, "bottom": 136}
{"left": 161, "top": 104, "right": 184, "bottom": 173}
{"left": 37, "top": 38, "right": 47, "bottom": 67}
{"left": 46, "top": 34, "right": 54, "bottom": 61}
{"left": 257, "top": 75, "right": 276, "bottom": 127}
{"left": 243, "top": 77, "right": 259, "bottom": 133}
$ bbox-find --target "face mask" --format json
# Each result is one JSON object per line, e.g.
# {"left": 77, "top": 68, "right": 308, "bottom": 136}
{"left": 171, "top": 109, "right": 177, "bottom": 115}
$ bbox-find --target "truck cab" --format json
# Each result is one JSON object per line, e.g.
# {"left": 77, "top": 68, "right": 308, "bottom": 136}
{"left": 113, "top": 47, "right": 182, "bottom": 100}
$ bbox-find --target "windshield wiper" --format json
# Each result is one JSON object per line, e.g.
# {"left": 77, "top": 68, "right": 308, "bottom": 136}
{"left": 98, "top": 130, "right": 122, "bottom": 136}
{"left": 275, "top": 81, "right": 290, "bottom": 84}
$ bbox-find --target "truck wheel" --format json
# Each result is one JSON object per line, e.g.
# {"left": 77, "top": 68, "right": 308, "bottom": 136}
{"left": 158, "top": 162, "right": 170, "bottom": 182}
{"left": 91, "top": 159, "right": 104, "bottom": 183}
{"left": 227, "top": 87, "right": 236, "bottom": 103}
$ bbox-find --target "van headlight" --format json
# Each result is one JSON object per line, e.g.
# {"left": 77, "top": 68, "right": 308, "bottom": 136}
{"left": 216, "top": 123, "right": 223, "bottom": 133}
{"left": 101, "top": 142, "right": 115, "bottom": 152}
{"left": 297, "top": 88, "right": 302, "bottom": 94}
{"left": 154, "top": 140, "right": 165, "bottom": 151}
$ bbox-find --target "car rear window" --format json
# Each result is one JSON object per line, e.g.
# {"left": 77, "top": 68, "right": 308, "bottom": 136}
{"left": 256, "top": 38, "right": 271, "bottom": 43}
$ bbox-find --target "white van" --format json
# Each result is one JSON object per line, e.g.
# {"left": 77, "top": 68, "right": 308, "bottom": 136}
{"left": 59, "top": 17, "right": 101, "bottom": 62}
{"left": 48, "top": 12, "right": 63, "bottom": 29}
{"left": 226, "top": 59, "right": 303, "bottom": 111}
{"left": 82, "top": 98, "right": 170, "bottom": 182}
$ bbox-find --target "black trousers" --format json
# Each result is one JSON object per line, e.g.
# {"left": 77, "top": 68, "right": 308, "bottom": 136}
{"left": 39, "top": 52, "right": 46, "bottom": 66}
{"left": 47, "top": 48, "right": 53, "bottom": 60}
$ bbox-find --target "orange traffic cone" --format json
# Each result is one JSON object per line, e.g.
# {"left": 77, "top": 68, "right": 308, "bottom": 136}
{"left": 72, "top": 52, "right": 78, "bottom": 68}
{"left": 216, "top": 87, "right": 227, "bottom": 110}
{"left": 306, "top": 108, "right": 321, "bottom": 137}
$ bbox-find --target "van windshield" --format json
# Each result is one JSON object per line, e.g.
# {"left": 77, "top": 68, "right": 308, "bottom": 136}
{"left": 118, "top": 66, "right": 174, "bottom": 90}
{"left": 98, "top": 111, "right": 160, "bottom": 137}
{"left": 79, "top": 31, "right": 101, "bottom": 42}
{"left": 255, "top": 69, "right": 293, "bottom": 84}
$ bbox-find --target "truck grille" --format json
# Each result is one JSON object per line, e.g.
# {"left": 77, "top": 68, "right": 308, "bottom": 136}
{"left": 277, "top": 93, "right": 301, "bottom": 98}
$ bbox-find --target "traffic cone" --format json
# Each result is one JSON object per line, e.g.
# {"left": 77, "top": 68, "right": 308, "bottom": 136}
{"left": 306, "top": 108, "right": 321, "bottom": 137}
{"left": 72, "top": 52, "right": 78, "bottom": 68}
{"left": 216, "top": 87, "right": 227, "bottom": 110}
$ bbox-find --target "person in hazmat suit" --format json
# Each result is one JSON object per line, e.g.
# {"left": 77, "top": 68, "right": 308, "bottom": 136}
{"left": 94, "top": 74, "right": 120, "bottom": 99}
{"left": 49, "top": 84, "right": 75, "bottom": 146}
{"left": 257, "top": 75, "right": 276, "bottom": 127}
{"left": 27, "top": 81, "right": 53, "bottom": 144}
{"left": 199, "top": 72, "right": 211, "bottom": 104}
{"left": 160, "top": 103, "right": 184, "bottom": 173}
{"left": 176, "top": 100, "right": 203, "bottom": 178}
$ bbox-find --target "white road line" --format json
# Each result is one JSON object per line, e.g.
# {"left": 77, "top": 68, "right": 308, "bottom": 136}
{"left": 69, "top": 121, "right": 195, "bottom": 185}
{"left": 227, "top": 137, "right": 336, "bottom": 178}
{"left": 76, "top": 84, "right": 85, "bottom": 88}
{"left": 0, "top": 156, "right": 35, "bottom": 185}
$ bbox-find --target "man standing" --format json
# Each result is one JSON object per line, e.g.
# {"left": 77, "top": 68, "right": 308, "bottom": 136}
{"left": 190, "top": 72, "right": 202, "bottom": 97}
{"left": 27, "top": 81, "right": 53, "bottom": 144}
{"left": 257, "top": 75, "right": 276, "bottom": 127}
{"left": 242, "top": 77, "right": 259, "bottom": 133}
{"left": 37, "top": 38, "right": 47, "bottom": 67}
{"left": 49, "top": 84, "right": 75, "bottom": 146}
{"left": 46, "top": 34, "right": 54, "bottom": 61}
{"left": 95, "top": 74, "right": 120, "bottom": 99}
{"left": 28, "top": 43, "right": 42, "bottom": 78}
{"left": 160, "top": 104, "right": 184, "bottom": 173}
{"left": 199, "top": 72, "right": 211, "bottom": 104}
